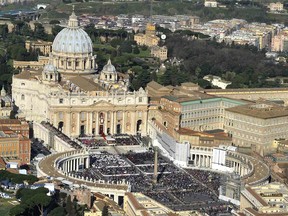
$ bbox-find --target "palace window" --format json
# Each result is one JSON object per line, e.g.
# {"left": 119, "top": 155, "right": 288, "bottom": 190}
{"left": 59, "top": 98, "right": 63, "bottom": 104}
{"left": 21, "top": 94, "right": 25, "bottom": 100}
{"left": 139, "top": 97, "right": 142, "bottom": 102}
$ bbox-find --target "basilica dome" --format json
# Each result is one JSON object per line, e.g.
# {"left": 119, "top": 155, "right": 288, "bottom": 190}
{"left": 52, "top": 12, "right": 93, "bottom": 54}
{"left": 50, "top": 8, "right": 97, "bottom": 75}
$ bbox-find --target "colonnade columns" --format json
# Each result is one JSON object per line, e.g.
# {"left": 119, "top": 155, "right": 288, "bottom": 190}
{"left": 63, "top": 162, "right": 66, "bottom": 173}
{"left": 111, "top": 111, "right": 114, "bottom": 134}
{"left": 197, "top": 155, "right": 200, "bottom": 167}
{"left": 122, "top": 112, "right": 126, "bottom": 134}
{"left": 77, "top": 112, "right": 80, "bottom": 135}
{"left": 113, "top": 111, "right": 117, "bottom": 134}
{"left": 105, "top": 112, "right": 108, "bottom": 134}
{"left": 96, "top": 112, "right": 99, "bottom": 135}
{"left": 67, "top": 160, "right": 70, "bottom": 172}
{"left": 89, "top": 112, "right": 93, "bottom": 135}
{"left": 131, "top": 112, "right": 136, "bottom": 134}
{"left": 86, "top": 156, "right": 90, "bottom": 168}
{"left": 86, "top": 112, "right": 89, "bottom": 134}
{"left": 66, "top": 112, "right": 71, "bottom": 137}
{"left": 191, "top": 154, "right": 211, "bottom": 168}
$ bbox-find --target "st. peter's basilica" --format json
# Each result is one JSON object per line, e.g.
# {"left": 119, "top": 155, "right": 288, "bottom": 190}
{"left": 12, "top": 10, "right": 148, "bottom": 137}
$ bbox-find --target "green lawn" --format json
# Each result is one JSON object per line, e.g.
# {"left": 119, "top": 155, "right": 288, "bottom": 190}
{"left": 0, "top": 198, "right": 18, "bottom": 216}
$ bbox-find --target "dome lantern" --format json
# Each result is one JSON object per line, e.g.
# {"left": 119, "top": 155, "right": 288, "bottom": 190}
{"left": 68, "top": 5, "right": 79, "bottom": 28}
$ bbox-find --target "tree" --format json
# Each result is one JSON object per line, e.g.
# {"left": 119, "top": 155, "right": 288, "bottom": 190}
{"left": 102, "top": 205, "right": 109, "bottom": 216}
{"left": 9, "top": 204, "right": 27, "bottom": 216}
{"left": 133, "top": 46, "right": 140, "bottom": 54}
{"left": 65, "top": 195, "right": 73, "bottom": 215}
{"left": 52, "top": 25, "right": 64, "bottom": 37}
{"left": 34, "top": 23, "right": 48, "bottom": 40}
{"left": 0, "top": 24, "right": 8, "bottom": 39}
{"left": 119, "top": 41, "right": 133, "bottom": 53}
{"left": 49, "top": 20, "right": 60, "bottom": 25}
{"left": 28, "top": 193, "right": 52, "bottom": 216}
{"left": 48, "top": 206, "right": 66, "bottom": 216}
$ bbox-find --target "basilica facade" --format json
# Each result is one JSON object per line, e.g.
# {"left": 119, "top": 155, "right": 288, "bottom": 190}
{"left": 12, "top": 11, "right": 148, "bottom": 137}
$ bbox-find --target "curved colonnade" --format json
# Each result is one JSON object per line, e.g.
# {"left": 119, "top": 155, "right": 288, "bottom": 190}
{"left": 37, "top": 150, "right": 130, "bottom": 204}
{"left": 190, "top": 146, "right": 270, "bottom": 186}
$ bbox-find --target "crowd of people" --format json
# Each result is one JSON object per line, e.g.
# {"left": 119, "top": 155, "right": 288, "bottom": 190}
{"left": 98, "top": 166, "right": 139, "bottom": 176}
{"left": 90, "top": 153, "right": 130, "bottom": 168}
{"left": 113, "top": 134, "right": 140, "bottom": 146}
{"left": 185, "top": 169, "right": 222, "bottom": 194}
{"left": 136, "top": 164, "right": 178, "bottom": 174}
{"left": 67, "top": 151, "right": 232, "bottom": 214}
{"left": 126, "top": 152, "right": 166, "bottom": 165}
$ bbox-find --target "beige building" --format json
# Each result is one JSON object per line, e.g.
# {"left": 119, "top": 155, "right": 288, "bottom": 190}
{"left": 204, "top": 0, "right": 218, "bottom": 7}
{"left": 268, "top": 2, "right": 284, "bottom": 11}
{"left": 271, "top": 30, "right": 288, "bottom": 52}
{"left": 25, "top": 40, "right": 52, "bottom": 56}
{"left": 147, "top": 81, "right": 247, "bottom": 132}
{"left": 124, "top": 192, "right": 192, "bottom": 216}
{"left": 150, "top": 46, "right": 168, "bottom": 61}
{"left": 12, "top": 10, "right": 148, "bottom": 138}
{"left": 13, "top": 56, "right": 49, "bottom": 70}
{"left": 134, "top": 23, "right": 160, "bottom": 47}
{"left": 225, "top": 101, "right": 288, "bottom": 156}
{"left": 239, "top": 182, "right": 288, "bottom": 215}
{"left": 85, "top": 192, "right": 125, "bottom": 216}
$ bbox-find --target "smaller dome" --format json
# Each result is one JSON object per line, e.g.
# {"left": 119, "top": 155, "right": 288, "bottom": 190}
{"left": 102, "top": 59, "right": 116, "bottom": 74}
{"left": 43, "top": 63, "right": 57, "bottom": 74}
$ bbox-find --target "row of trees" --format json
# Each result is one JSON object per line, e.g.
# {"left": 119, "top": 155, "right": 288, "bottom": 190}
{"left": 162, "top": 34, "right": 286, "bottom": 88}
{"left": 10, "top": 188, "right": 88, "bottom": 216}
{"left": 10, "top": 188, "right": 51, "bottom": 216}
{"left": 0, "top": 170, "right": 38, "bottom": 185}
{"left": 0, "top": 22, "right": 64, "bottom": 87}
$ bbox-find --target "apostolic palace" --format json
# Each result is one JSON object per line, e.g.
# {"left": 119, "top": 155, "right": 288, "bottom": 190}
{"left": 12, "top": 10, "right": 148, "bottom": 138}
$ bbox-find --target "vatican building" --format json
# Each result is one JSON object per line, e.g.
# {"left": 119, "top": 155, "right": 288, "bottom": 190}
{"left": 12, "top": 11, "right": 148, "bottom": 137}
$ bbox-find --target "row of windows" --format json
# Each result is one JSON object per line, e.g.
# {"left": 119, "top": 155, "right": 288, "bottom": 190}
{"left": 181, "top": 116, "right": 223, "bottom": 126}
{"left": 1, "top": 143, "right": 17, "bottom": 147}
{"left": 1, "top": 151, "right": 17, "bottom": 155}
{"left": 182, "top": 109, "right": 223, "bottom": 119}
{"left": 182, "top": 102, "right": 221, "bottom": 111}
